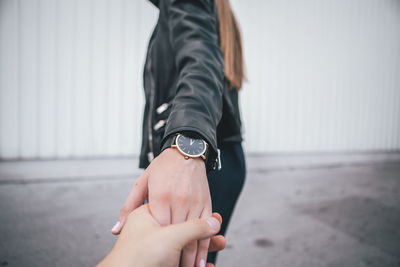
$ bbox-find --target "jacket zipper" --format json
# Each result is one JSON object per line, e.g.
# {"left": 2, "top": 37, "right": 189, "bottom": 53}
{"left": 147, "top": 35, "right": 156, "bottom": 163}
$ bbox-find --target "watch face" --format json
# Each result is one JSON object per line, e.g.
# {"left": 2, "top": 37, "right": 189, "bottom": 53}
{"left": 176, "top": 134, "right": 206, "bottom": 157}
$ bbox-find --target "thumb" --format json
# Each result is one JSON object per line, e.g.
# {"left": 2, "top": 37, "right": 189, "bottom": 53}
{"left": 111, "top": 172, "right": 149, "bottom": 235}
{"left": 161, "top": 217, "right": 221, "bottom": 248}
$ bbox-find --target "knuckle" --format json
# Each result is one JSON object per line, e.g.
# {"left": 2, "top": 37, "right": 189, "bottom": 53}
{"left": 203, "top": 207, "right": 212, "bottom": 216}
{"left": 183, "top": 240, "right": 197, "bottom": 252}
{"left": 120, "top": 205, "right": 130, "bottom": 216}
{"left": 176, "top": 192, "right": 189, "bottom": 205}
{"left": 157, "top": 190, "right": 171, "bottom": 202}
{"left": 191, "top": 197, "right": 199, "bottom": 206}
{"left": 141, "top": 170, "right": 149, "bottom": 180}
{"left": 198, "top": 241, "right": 209, "bottom": 252}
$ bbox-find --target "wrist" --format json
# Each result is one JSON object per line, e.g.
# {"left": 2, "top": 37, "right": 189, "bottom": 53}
{"left": 161, "top": 132, "right": 220, "bottom": 172}
{"left": 162, "top": 147, "right": 205, "bottom": 167}
{"left": 157, "top": 148, "right": 207, "bottom": 177}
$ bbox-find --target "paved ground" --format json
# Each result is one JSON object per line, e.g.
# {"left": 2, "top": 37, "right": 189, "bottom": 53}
{"left": 0, "top": 152, "right": 400, "bottom": 267}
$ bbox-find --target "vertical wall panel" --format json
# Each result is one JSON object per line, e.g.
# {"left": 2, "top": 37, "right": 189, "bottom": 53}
{"left": 105, "top": 0, "right": 123, "bottom": 155}
{"left": 0, "top": 0, "right": 158, "bottom": 159}
{"left": 90, "top": 0, "right": 108, "bottom": 157}
{"left": 0, "top": 0, "right": 399, "bottom": 159}
{"left": 0, "top": 0, "right": 19, "bottom": 158}
{"left": 73, "top": 0, "right": 91, "bottom": 156}
{"left": 234, "top": 0, "right": 400, "bottom": 153}
{"left": 55, "top": 0, "right": 74, "bottom": 157}
{"left": 19, "top": 0, "right": 38, "bottom": 158}
{"left": 120, "top": 0, "right": 141, "bottom": 156}
{"left": 37, "top": 0, "right": 57, "bottom": 157}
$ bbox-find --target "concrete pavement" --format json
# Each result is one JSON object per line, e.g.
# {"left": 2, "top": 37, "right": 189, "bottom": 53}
{"left": 0, "top": 152, "right": 399, "bottom": 267}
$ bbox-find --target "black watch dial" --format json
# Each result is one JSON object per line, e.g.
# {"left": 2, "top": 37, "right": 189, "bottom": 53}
{"left": 176, "top": 134, "right": 206, "bottom": 157}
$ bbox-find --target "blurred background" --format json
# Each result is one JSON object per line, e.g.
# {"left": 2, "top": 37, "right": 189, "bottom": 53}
{"left": 0, "top": 0, "right": 399, "bottom": 266}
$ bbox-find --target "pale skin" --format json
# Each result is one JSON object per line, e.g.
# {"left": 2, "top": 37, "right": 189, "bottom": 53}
{"left": 98, "top": 204, "right": 226, "bottom": 267}
{"left": 112, "top": 147, "right": 212, "bottom": 267}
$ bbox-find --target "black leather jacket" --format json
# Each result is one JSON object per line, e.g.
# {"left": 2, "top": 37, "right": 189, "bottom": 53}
{"left": 139, "top": 0, "right": 243, "bottom": 172}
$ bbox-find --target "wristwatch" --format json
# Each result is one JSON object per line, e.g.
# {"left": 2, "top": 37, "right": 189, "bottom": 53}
{"left": 162, "top": 133, "right": 209, "bottom": 161}
{"left": 161, "top": 132, "right": 222, "bottom": 171}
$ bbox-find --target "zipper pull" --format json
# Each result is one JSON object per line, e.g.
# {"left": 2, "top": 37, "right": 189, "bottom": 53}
{"left": 153, "top": 120, "right": 166, "bottom": 131}
{"left": 156, "top": 103, "right": 170, "bottom": 114}
{"left": 217, "top": 149, "right": 222, "bottom": 170}
{"left": 147, "top": 152, "right": 154, "bottom": 162}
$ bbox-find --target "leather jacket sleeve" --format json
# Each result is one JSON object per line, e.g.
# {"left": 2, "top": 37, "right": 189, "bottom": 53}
{"left": 159, "top": 0, "right": 225, "bottom": 170}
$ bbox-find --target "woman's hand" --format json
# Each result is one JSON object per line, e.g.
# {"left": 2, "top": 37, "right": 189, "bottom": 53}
{"left": 112, "top": 148, "right": 212, "bottom": 267}
{"left": 98, "top": 204, "right": 225, "bottom": 267}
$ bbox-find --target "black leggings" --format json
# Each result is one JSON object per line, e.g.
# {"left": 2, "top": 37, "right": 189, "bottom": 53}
{"left": 206, "top": 142, "right": 246, "bottom": 264}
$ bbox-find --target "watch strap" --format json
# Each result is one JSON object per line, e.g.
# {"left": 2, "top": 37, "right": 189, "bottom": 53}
{"left": 160, "top": 134, "right": 177, "bottom": 153}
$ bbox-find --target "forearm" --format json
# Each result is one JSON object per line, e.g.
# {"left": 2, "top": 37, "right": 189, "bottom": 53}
{"left": 160, "top": 0, "right": 225, "bottom": 170}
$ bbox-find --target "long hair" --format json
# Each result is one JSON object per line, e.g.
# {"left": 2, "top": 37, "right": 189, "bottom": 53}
{"left": 216, "top": 0, "right": 245, "bottom": 90}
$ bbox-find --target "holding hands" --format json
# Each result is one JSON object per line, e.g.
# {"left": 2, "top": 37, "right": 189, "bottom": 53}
{"left": 107, "top": 148, "right": 217, "bottom": 267}
{"left": 98, "top": 204, "right": 225, "bottom": 267}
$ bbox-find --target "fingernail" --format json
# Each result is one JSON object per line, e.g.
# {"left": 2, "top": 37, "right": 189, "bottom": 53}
{"left": 199, "top": 259, "right": 205, "bottom": 267}
{"left": 111, "top": 221, "right": 121, "bottom": 233}
{"left": 206, "top": 217, "right": 220, "bottom": 231}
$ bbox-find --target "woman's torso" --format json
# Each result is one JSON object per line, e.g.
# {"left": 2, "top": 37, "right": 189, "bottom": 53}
{"left": 139, "top": 0, "right": 243, "bottom": 169}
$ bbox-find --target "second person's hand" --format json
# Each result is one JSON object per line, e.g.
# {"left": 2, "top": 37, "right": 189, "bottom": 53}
{"left": 99, "top": 204, "right": 225, "bottom": 267}
{"left": 112, "top": 147, "right": 212, "bottom": 267}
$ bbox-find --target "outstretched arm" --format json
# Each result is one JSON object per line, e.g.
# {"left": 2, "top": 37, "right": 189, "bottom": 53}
{"left": 161, "top": 0, "right": 224, "bottom": 171}
{"left": 113, "top": 1, "right": 224, "bottom": 267}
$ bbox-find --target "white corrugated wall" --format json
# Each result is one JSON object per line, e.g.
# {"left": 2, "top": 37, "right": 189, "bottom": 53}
{"left": 0, "top": 0, "right": 399, "bottom": 159}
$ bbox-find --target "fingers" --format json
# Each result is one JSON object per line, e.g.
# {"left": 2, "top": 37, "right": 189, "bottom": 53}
{"left": 195, "top": 208, "right": 212, "bottom": 267}
{"left": 181, "top": 239, "right": 198, "bottom": 267}
{"left": 208, "top": 212, "right": 225, "bottom": 252}
{"left": 197, "top": 238, "right": 210, "bottom": 267}
{"left": 148, "top": 195, "right": 171, "bottom": 226}
{"left": 111, "top": 172, "right": 149, "bottom": 235}
{"left": 170, "top": 187, "right": 191, "bottom": 224}
{"left": 121, "top": 204, "right": 159, "bottom": 231}
{"left": 180, "top": 207, "right": 202, "bottom": 267}
{"left": 162, "top": 216, "right": 221, "bottom": 248}
{"left": 169, "top": 188, "right": 190, "bottom": 265}
{"left": 206, "top": 264, "right": 215, "bottom": 267}
{"left": 125, "top": 203, "right": 156, "bottom": 222}
{"left": 212, "top": 212, "right": 222, "bottom": 225}
{"left": 208, "top": 235, "right": 226, "bottom": 252}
